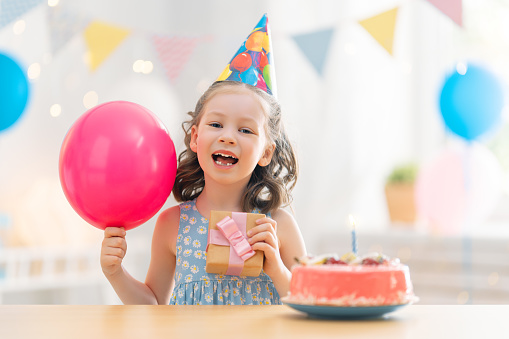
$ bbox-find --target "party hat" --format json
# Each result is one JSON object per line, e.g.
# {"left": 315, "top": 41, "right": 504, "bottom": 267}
{"left": 216, "top": 14, "right": 277, "bottom": 97}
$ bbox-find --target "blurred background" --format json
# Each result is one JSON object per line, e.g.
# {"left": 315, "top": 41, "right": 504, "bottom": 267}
{"left": 1, "top": 0, "right": 508, "bottom": 305}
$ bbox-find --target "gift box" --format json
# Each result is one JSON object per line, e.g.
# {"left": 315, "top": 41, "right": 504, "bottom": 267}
{"left": 206, "top": 210, "right": 264, "bottom": 277}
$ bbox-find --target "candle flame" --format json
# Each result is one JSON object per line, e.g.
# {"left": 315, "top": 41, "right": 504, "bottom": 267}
{"left": 348, "top": 214, "right": 356, "bottom": 229}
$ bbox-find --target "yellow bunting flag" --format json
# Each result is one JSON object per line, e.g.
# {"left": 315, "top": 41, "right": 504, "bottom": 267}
{"left": 359, "top": 7, "right": 398, "bottom": 55}
{"left": 84, "top": 21, "right": 130, "bottom": 71}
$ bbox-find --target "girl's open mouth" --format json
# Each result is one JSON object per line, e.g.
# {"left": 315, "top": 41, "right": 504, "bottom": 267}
{"left": 212, "top": 152, "right": 239, "bottom": 166}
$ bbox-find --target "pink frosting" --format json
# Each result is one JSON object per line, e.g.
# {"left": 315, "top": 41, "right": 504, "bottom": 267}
{"left": 287, "top": 264, "right": 416, "bottom": 306}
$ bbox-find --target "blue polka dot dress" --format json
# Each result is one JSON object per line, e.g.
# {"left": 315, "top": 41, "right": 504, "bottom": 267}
{"left": 170, "top": 199, "right": 282, "bottom": 305}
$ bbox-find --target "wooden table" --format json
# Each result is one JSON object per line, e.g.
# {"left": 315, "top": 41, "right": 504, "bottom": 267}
{"left": 1, "top": 305, "right": 507, "bottom": 338}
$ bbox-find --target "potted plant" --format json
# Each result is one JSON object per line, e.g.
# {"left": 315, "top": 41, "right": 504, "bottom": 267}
{"left": 384, "top": 163, "right": 418, "bottom": 224}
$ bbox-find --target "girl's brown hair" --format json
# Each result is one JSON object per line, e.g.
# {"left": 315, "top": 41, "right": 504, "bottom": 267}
{"left": 172, "top": 81, "right": 298, "bottom": 214}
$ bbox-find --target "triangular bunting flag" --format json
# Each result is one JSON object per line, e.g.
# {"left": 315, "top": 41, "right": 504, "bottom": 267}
{"left": 47, "top": 4, "right": 89, "bottom": 55}
{"left": 83, "top": 21, "right": 130, "bottom": 71}
{"left": 425, "top": 0, "right": 462, "bottom": 26}
{"left": 292, "top": 28, "right": 334, "bottom": 76}
{"left": 359, "top": 7, "right": 399, "bottom": 55}
{"left": 0, "top": 0, "right": 44, "bottom": 29}
{"left": 151, "top": 34, "right": 202, "bottom": 83}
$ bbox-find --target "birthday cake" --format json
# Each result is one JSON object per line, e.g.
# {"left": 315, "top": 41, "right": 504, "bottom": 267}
{"left": 285, "top": 252, "right": 417, "bottom": 307}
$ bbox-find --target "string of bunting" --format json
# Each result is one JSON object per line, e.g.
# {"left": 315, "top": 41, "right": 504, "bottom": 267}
{"left": 292, "top": 0, "right": 460, "bottom": 76}
{"left": 1, "top": 0, "right": 463, "bottom": 81}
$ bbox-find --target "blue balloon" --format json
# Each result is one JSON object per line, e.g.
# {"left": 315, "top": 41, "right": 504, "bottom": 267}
{"left": 239, "top": 66, "right": 258, "bottom": 86}
{"left": 439, "top": 64, "right": 504, "bottom": 140}
{"left": 0, "top": 52, "right": 29, "bottom": 132}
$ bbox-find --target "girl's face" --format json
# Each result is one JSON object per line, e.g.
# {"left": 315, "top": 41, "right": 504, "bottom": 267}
{"left": 190, "top": 90, "right": 275, "bottom": 187}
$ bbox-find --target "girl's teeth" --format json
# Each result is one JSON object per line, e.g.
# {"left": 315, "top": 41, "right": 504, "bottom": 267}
{"left": 215, "top": 160, "right": 233, "bottom": 166}
{"left": 215, "top": 153, "right": 236, "bottom": 159}
{"left": 212, "top": 152, "right": 238, "bottom": 166}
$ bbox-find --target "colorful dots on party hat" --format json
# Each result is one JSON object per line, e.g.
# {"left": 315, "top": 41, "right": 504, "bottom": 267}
{"left": 216, "top": 13, "right": 277, "bottom": 97}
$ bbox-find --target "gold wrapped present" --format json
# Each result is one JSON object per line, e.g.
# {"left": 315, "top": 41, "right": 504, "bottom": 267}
{"left": 205, "top": 210, "right": 264, "bottom": 277}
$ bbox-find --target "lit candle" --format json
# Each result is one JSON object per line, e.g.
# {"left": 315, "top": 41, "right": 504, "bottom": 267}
{"left": 349, "top": 214, "right": 358, "bottom": 255}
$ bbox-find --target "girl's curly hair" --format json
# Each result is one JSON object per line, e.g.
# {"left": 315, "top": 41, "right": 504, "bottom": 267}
{"left": 172, "top": 81, "right": 298, "bottom": 214}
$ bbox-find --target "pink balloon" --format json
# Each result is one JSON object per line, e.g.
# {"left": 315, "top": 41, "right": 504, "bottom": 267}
{"left": 59, "top": 101, "right": 177, "bottom": 230}
{"left": 415, "top": 143, "right": 502, "bottom": 235}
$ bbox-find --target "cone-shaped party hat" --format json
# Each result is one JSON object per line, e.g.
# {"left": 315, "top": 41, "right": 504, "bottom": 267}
{"left": 216, "top": 14, "right": 277, "bottom": 97}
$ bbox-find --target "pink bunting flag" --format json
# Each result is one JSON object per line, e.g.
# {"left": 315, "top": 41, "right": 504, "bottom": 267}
{"left": 425, "top": 0, "right": 462, "bottom": 26}
{"left": 151, "top": 35, "right": 207, "bottom": 83}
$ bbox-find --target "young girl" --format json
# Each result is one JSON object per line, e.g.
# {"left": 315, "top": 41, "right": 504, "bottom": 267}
{"left": 100, "top": 15, "right": 306, "bottom": 305}
{"left": 100, "top": 80, "right": 306, "bottom": 305}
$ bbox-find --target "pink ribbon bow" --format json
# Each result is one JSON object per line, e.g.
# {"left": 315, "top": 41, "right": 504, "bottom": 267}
{"left": 207, "top": 212, "right": 255, "bottom": 275}
{"left": 216, "top": 216, "right": 256, "bottom": 261}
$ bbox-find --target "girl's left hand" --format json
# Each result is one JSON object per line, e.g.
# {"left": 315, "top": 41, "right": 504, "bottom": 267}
{"left": 247, "top": 217, "right": 284, "bottom": 278}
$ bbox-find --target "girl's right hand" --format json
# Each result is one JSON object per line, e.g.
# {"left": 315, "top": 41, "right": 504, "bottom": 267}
{"left": 100, "top": 227, "right": 127, "bottom": 277}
